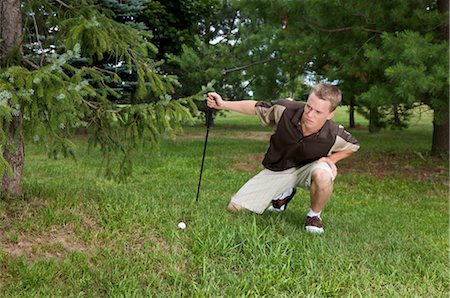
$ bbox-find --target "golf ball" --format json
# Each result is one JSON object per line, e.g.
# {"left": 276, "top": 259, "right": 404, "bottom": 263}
{"left": 178, "top": 222, "right": 186, "bottom": 229}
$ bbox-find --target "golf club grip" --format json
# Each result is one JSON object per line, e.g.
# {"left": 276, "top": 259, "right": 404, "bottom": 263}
{"left": 206, "top": 107, "right": 213, "bottom": 128}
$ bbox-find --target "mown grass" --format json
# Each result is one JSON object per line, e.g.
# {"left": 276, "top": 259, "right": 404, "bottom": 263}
{"left": 0, "top": 107, "right": 448, "bottom": 297}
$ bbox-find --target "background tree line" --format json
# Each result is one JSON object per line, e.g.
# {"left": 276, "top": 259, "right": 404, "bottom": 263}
{"left": 1, "top": 0, "right": 448, "bottom": 196}
{"left": 171, "top": 0, "right": 448, "bottom": 156}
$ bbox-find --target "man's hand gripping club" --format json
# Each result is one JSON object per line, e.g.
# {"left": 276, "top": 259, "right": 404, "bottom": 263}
{"left": 207, "top": 92, "right": 257, "bottom": 115}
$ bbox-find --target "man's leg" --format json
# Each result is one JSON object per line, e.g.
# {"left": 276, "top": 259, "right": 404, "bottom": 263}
{"left": 291, "top": 162, "right": 335, "bottom": 234}
{"left": 304, "top": 165, "right": 335, "bottom": 234}
{"left": 229, "top": 168, "right": 300, "bottom": 214}
{"left": 309, "top": 168, "right": 334, "bottom": 213}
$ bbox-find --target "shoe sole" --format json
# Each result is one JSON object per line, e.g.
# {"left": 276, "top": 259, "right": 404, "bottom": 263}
{"left": 266, "top": 205, "right": 284, "bottom": 212}
{"left": 305, "top": 226, "right": 324, "bottom": 234}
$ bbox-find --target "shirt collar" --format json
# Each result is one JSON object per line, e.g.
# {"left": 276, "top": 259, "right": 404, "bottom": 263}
{"left": 291, "top": 104, "right": 304, "bottom": 129}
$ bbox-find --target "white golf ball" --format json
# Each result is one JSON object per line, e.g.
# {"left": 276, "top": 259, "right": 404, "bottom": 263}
{"left": 178, "top": 222, "right": 186, "bottom": 229}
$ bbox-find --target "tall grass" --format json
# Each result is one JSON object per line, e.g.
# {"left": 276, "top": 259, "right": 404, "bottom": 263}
{"left": 0, "top": 107, "right": 447, "bottom": 297}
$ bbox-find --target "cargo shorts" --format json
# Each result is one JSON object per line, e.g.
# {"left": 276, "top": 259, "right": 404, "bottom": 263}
{"left": 229, "top": 161, "right": 335, "bottom": 214}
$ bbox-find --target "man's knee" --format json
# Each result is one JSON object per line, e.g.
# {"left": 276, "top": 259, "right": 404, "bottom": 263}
{"left": 311, "top": 168, "right": 334, "bottom": 186}
{"left": 227, "top": 202, "right": 250, "bottom": 213}
{"left": 227, "top": 202, "right": 248, "bottom": 213}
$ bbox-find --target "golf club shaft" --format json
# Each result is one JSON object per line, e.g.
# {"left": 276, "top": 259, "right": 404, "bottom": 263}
{"left": 196, "top": 108, "right": 213, "bottom": 202}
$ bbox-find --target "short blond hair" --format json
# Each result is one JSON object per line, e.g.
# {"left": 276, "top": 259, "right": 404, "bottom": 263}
{"left": 310, "top": 83, "right": 342, "bottom": 111}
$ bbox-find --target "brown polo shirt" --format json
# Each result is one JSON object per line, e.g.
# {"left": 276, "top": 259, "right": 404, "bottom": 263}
{"left": 255, "top": 100, "right": 360, "bottom": 171}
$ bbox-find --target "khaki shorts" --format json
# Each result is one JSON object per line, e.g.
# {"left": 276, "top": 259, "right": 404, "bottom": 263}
{"left": 230, "top": 162, "right": 334, "bottom": 214}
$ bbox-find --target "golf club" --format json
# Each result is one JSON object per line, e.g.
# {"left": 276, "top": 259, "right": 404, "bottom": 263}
{"left": 196, "top": 106, "right": 213, "bottom": 202}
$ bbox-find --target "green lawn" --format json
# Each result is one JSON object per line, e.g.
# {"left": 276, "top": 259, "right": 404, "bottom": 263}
{"left": 0, "top": 107, "right": 448, "bottom": 297}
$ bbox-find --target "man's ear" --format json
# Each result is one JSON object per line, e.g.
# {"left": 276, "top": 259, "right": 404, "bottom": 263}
{"left": 327, "top": 110, "right": 335, "bottom": 120}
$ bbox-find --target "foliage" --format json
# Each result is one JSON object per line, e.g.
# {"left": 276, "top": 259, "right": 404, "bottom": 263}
{"left": 363, "top": 31, "right": 448, "bottom": 123}
{"left": 139, "top": 0, "right": 222, "bottom": 58}
{"left": 167, "top": 0, "right": 310, "bottom": 104}
{"left": 100, "top": 0, "right": 149, "bottom": 30}
{"left": 0, "top": 0, "right": 202, "bottom": 182}
{"left": 235, "top": 0, "right": 448, "bottom": 128}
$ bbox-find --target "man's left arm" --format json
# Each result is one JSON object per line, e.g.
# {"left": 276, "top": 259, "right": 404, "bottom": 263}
{"left": 318, "top": 150, "right": 354, "bottom": 177}
{"left": 319, "top": 125, "right": 360, "bottom": 177}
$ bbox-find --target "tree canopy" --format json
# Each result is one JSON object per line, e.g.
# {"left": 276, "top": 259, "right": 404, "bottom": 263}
{"left": 173, "top": 0, "right": 448, "bottom": 154}
{"left": 1, "top": 0, "right": 204, "bottom": 194}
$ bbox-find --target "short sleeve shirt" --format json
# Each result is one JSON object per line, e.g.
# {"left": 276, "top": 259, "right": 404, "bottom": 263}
{"left": 255, "top": 100, "right": 360, "bottom": 171}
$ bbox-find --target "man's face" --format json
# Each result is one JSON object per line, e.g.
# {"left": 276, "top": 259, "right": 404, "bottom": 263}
{"left": 302, "top": 92, "right": 335, "bottom": 132}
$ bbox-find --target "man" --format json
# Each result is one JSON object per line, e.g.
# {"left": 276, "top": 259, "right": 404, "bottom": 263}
{"left": 207, "top": 83, "right": 360, "bottom": 234}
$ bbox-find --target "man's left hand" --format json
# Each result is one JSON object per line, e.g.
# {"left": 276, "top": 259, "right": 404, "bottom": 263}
{"left": 317, "top": 157, "right": 337, "bottom": 178}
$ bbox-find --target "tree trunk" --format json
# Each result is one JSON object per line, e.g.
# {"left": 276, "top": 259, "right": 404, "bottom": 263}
{"left": 1, "top": 0, "right": 24, "bottom": 195}
{"left": 431, "top": 111, "right": 449, "bottom": 156}
{"left": 431, "top": 0, "right": 449, "bottom": 156}
{"left": 368, "top": 107, "right": 381, "bottom": 133}
{"left": 349, "top": 97, "right": 355, "bottom": 128}
{"left": 2, "top": 114, "right": 24, "bottom": 195}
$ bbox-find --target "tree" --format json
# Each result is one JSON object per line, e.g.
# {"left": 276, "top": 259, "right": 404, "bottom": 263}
{"left": 168, "top": 0, "right": 310, "bottom": 104}
{"left": 433, "top": 0, "right": 448, "bottom": 155}
{"left": 99, "top": 0, "right": 222, "bottom": 110}
{"left": 0, "top": 0, "right": 198, "bottom": 195}
{"left": 232, "top": 0, "right": 448, "bottom": 154}
{"left": 1, "top": 0, "right": 24, "bottom": 195}
{"left": 139, "top": 0, "right": 222, "bottom": 59}
{"left": 166, "top": 0, "right": 259, "bottom": 123}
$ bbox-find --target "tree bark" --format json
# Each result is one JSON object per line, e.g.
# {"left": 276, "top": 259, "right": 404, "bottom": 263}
{"left": 431, "top": 0, "right": 449, "bottom": 156}
{"left": 368, "top": 107, "right": 381, "bottom": 133}
{"left": 349, "top": 96, "right": 355, "bottom": 128}
{"left": 431, "top": 111, "right": 449, "bottom": 156}
{"left": 1, "top": 0, "right": 24, "bottom": 195}
{"left": 2, "top": 114, "right": 24, "bottom": 195}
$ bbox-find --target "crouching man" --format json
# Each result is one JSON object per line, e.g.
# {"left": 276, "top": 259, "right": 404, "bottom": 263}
{"left": 207, "top": 84, "right": 360, "bottom": 234}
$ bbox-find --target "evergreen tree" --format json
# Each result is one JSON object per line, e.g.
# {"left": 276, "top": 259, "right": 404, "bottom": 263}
{"left": 139, "top": 0, "right": 221, "bottom": 59}
{"left": 0, "top": 0, "right": 200, "bottom": 195}
{"left": 233, "top": 0, "right": 448, "bottom": 154}
{"left": 167, "top": 0, "right": 305, "bottom": 103}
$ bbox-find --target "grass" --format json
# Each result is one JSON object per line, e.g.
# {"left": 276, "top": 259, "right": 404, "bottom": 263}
{"left": 0, "top": 107, "right": 448, "bottom": 297}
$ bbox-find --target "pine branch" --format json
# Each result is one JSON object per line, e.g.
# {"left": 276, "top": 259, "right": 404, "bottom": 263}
{"left": 228, "top": 10, "right": 238, "bottom": 36}
{"left": 54, "top": 0, "right": 72, "bottom": 9}
{"left": 82, "top": 98, "right": 99, "bottom": 110}
{"left": 92, "top": 66, "right": 119, "bottom": 77}
{"left": 23, "top": 57, "right": 40, "bottom": 70}
{"left": 222, "top": 57, "right": 279, "bottom": 75}
{"left": 31, "top": 13, "right": 46, "bottom": 67}
{"left": 298, "top": 15, "right": 383, "bottom": 33}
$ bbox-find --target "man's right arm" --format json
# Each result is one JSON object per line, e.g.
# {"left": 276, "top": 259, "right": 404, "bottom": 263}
{"left": 207, "top": 92, "right": 257, "bottom": 115}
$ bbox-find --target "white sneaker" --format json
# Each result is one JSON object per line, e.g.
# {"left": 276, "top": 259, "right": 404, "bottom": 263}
{"left": 304, "top": 216, "right": 324, "bottom": 234}
{"left": 266, "top": 188, "right": 296, "bottom": 212}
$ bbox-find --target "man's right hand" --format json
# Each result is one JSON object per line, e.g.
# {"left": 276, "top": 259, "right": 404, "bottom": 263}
{"left": 207, "top": 92, "right": 224, "bottom": 110}
{"left": 206, "top": 92, "right": 257, "bottom": 115}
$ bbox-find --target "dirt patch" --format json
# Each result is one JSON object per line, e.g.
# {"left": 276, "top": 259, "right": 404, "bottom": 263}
{"left": 218, "top": 131, "right": 272, "bottom": 140}
{"left": 338, "top": 151, "right": 448, "bottom": 183}
{"left": 0, "top": 197, "right": 95, "bottom": 261}
{"left": 0, "top": 196, "right": 47, "bottom": 224}
{"left": 232, "top": 153, "right": 265, "bottom": 173}
{"left": 0, "top": 225, "right": 91, "bottom": 261}
{"left": 175, "top": 130, "right": 272, "bottom": 141}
